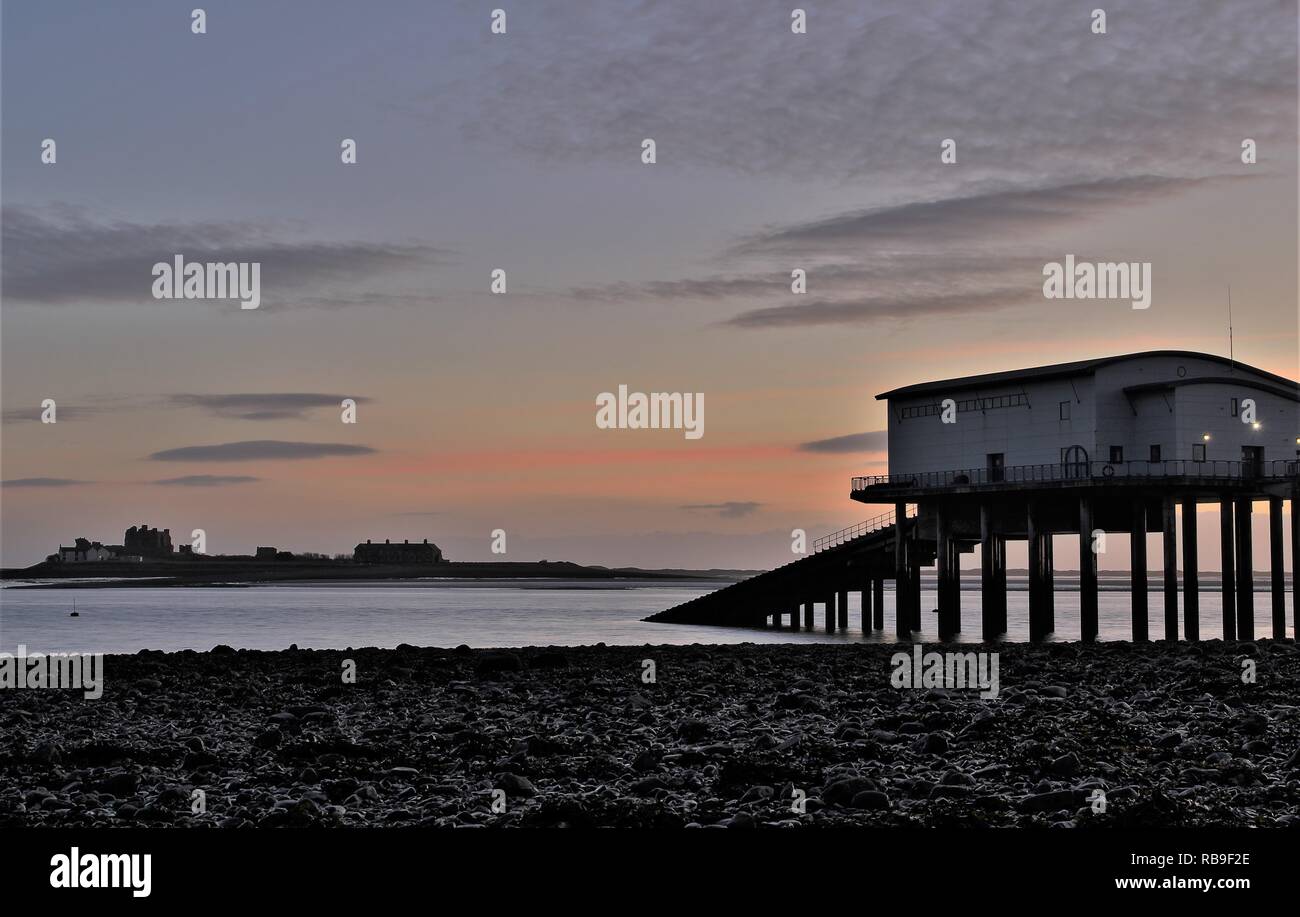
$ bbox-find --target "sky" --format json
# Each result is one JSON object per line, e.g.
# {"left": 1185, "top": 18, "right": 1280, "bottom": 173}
{"left": 1, "top": 0, "right": 1297, "bottom": 570}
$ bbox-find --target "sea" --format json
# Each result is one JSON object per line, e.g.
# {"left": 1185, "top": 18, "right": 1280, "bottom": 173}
{"left": 0, "top": 577, "right": 1292, "bottom": 654}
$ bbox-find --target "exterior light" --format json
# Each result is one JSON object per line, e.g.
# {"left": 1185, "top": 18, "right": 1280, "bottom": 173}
{"left": 1202, "top": 433, "right": 1211, "bottom": 441}
{"left": 1252, "top": 422, "right": 1262, "bottom": 430}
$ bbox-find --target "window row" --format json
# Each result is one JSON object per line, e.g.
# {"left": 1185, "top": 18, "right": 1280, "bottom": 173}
{"left": 900, "top": 392, "right": 1029, "bottom": 419}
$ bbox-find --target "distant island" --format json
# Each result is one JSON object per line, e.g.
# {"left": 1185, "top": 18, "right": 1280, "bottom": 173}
{"left": 1, "top": 522, "right": 756, "bottom": 587}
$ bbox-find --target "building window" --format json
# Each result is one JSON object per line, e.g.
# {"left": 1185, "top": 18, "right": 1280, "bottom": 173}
{"left": 1059, "top": 401, "right": 1070, "bottom": 420}
{"left": 1230, "top": 397, "right": 1239, "bottom": 417}
{"left": 1109, "top": 446, "right": 1124, "bottom": 463}
{"left": 1149, "top": 445, "right": 1161, "bottom": 463}
{"left": 899, "top": 392, "right": 1029, "bottom": 419}
{"left": 1193, "top": 444, "right": 1206, "bottom": 462}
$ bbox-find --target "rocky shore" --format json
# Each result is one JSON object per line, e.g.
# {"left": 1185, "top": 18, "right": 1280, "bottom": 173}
{"left": 3, "top": 640, "right": 1298, "bottom": 828}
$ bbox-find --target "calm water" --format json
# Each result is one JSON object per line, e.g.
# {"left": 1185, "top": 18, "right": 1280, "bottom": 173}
{"left": 0, "top": 578, "right": 1292, "bottom": 654}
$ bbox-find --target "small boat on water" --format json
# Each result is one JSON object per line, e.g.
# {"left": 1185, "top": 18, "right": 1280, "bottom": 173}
{"left": 70, "top": 599, "right": 79, "bottom": 617}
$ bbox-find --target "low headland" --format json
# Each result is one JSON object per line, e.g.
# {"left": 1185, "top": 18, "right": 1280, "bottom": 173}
{"left": 1, "top": 557, "right": 752, "bottom": 588}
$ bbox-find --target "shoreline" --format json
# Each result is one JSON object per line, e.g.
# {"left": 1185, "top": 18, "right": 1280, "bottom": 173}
{"left": 3, "top": 640, "right": 1297, "bottom": 828}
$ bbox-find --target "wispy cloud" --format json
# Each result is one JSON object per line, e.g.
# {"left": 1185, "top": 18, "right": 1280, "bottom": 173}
{"left": 148, "top": 441, "right": 376, "bottom": 462}
{"left": 725, "top": 288, "right": 1035, "bottom": 329}
{"left": 1, "top": 477, "right": 86, "bottom": 487}
{"left": 730, "top": 176, "right": 1224, "bottom": 257}
{"left": 570, "top": 177, "right": 1223, "bottom": 330}
{"left": 152, "top": 475, "right": 261, "bottom": 486}
{"left": 2, "top": 405, "right": 100, "bottom": 424}
{"left": 681, "top": 501, "right": 763, "bottom": 518}
{"left": 452, "top": 0, "right": 1295, "bottom": 184}
{"left": 569, "top": 256, "right": 1048, "bottom": 304}
{"left": 168, "top": 393, "right": 371, "bottom": 421}
{"left": 1, "top": 205, "right": 443, "bottom": 309}
{"left": 798, "top": 431, "right": 888, "bottom": 454}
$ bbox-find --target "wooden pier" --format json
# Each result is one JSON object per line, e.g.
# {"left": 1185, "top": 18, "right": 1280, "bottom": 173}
{"left": 647, "top": 462, "right": 1298, "bottom": 642}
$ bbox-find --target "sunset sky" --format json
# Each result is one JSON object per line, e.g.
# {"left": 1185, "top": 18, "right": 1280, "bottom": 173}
{"left": 2, "top": 0, "right": 1297, "bottom": 569}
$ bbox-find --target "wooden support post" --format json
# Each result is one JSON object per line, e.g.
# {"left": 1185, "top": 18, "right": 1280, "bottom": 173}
{"left": 1220, "top": 499, "right": 1236, "bottom": 641}
{"left": 1269, "top": 496, "right": 1285, "bottom": 639}
{"left": 1043, "top": 530, "right": 1055, "bottom": 635}
{"left": 909, "top": 517, "right": 923, "bottom": 632}
{"left": 936, "top": 502, "right": 954, "bottom": 641}
{"left": 1292, "top": 494, "right": 1299, "bottom": 641}
{"left": 1162, "top": 496, "right": 1178, "bottom": 641}
{"left": 1182, "top": 497, "right": 1199, "bottom": 642}
{"left": 894, "top": 503, "right": 909, "bottom": 639}
{"left": 1079, "top": 496, "right": 1098, "bottom": 643}
{"left": 861, "top": 583, "right": 871, "bottom": 631}
{"left": 803, "top": 601, "right": 813, "bottom": 629}
{"left": 951, "top": 543, "right": 962, "bottom": 635}
{"left": 910, "top": 549, "right": 923, "bottom": 631}
{"left": 1028, "top": 501, "right": 1046, "bottom": 642}
{"left": 980, "top": 503, "right": 997, "bottom": 640}
{"left": 1235, "top": 498, "right": 1254, "bottom": 640}
{"left": 790, "top": 607, "right": 800, "bottom": 631}
{"left": 995, "top": 535, "right": 1008, "bottom": 634}
{"left": 824, "top": 594, "right": 835, "bottom": 632}
{"left": 873, "top": 578, "right": 885, "bottom": 630}
{"left": 837, "top": 589, "right": 848, "bottom": 629}
{"left": 1130, "top": 501, "right": 1148, "bottom": 642}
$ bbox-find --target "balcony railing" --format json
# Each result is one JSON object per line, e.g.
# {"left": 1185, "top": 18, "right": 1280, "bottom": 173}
{"left": 852, "top": 459, "right": 1300, "bottom": 492}
{"left": 812, "top": 508, "right": 914, "bottom": 553}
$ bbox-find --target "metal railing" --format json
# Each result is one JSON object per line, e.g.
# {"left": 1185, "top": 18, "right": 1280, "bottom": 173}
{"left": 812, "top": 508, "right": 914, "bottom": 553}
{"left": 852, "top": 459, "right": 1300, "bottom": 492}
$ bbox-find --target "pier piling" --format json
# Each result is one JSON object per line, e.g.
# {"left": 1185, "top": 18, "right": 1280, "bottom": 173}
{"left": 1182, "top": 497, "right": 1199, "bottom": 642}
{"left": 1235, "top": 498, "right": 1254, "bottom": 640}
{"left": 1079, "top": 496, "right": 1098, "bottom": 642}
{"left": 980, "top": 503, "right": 997, "bottom": 640}
{"left": 1292, "top": 493, "right": 1299, "bottom": 638}
{"left": 936, "top": 502, "right": 955, "bottom": 641}
{"left": 1220, "top": 499, "right": 1236, "bottom": 640}
{"left": 1130, "top": 502, "right": 1148, "bottom": 641}
{"left": 1028, "top": 501, "right": 1048, "bottom": 642}
{"left": 1162, "top": 496, "right": 1178, "bottom": 641}
{"left": 1269, "top": 496, "right": 1285, "bottom": 639}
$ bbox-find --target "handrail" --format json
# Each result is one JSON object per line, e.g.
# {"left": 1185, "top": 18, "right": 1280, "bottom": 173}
{"left": 852, "top": 459, "right": 1300, "bottom": 492}
{"left": 812, "top": 507, "right": 914, "bottom": 553}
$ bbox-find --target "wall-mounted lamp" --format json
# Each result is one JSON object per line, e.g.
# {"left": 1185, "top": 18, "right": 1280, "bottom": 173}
{"left": 1252, "top": 422, "right": 1262, "bottom": 431}
{"left": 1202, "top": 433, "right": 1211, "bottom": 441}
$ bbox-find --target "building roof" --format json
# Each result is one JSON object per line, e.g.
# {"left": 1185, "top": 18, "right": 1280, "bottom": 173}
{"left": 875, "top": 350, "right": 1299, "bottom": 400}
{"left": 1124, "top": 376, "right": 1300, "bottom": 403}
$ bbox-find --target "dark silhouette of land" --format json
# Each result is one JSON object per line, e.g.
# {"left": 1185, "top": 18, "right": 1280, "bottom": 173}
{"left": 1, "top": 556, "right": 754, "bottom": 588}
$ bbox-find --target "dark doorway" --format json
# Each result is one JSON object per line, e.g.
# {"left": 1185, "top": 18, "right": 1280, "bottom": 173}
{"left": 1242, "top": 445, "right": 1264, "bottom": 477}
{"left": 986, "top": 453, "right": 1005, "bottom": 483}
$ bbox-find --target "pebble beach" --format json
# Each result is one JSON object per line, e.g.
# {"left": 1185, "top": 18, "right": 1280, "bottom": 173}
{"left": 3, "top": 640, "right": 1298, "bottom": 828}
